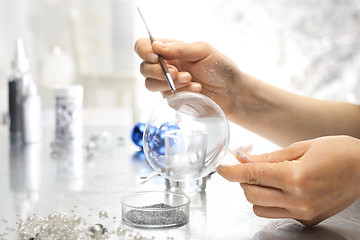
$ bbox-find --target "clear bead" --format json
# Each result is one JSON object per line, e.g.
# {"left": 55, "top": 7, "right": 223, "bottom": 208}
{"left": 134, "top": 232, "right": 143, "bottom": 240}
{"left": 72, "top": 214, "right": 82, "bottom": 226}
{"left": 98, "top": 210, "right": 108, "bottom": 219}
{"left": 116, "top": 227, "right": 126, "bottom": 236}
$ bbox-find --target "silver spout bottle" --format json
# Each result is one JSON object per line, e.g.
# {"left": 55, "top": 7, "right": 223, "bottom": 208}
{"left": 8, "top": 38, "right": 30, "bottom": 135}
{"left": 22, "top": 79, "right": 42, "bottom": 143}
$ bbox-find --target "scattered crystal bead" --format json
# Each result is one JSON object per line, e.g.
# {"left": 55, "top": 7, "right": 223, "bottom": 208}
{"left": 134, "top": 232, "right": 143, "bottom": 240}
{"left": 99, "top": 210, "right": 108, "bottom": 219}
{"left": 116, "top": 227, "right": 126, "bottom": 236}
{"left": 88, "top": 223, "right": 108, "bottom": 239}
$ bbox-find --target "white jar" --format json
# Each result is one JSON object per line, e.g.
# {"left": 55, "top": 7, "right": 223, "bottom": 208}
{"left": 54, "top": 85, "right": 83, "bottom": 139}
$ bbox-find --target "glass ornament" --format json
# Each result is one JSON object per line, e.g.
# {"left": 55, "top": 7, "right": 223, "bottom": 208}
{"left": 131, "top": 122, "right": 146, "bottom": 148}
{"left": 143, "top": 92, "right": 229, "bottom": 181}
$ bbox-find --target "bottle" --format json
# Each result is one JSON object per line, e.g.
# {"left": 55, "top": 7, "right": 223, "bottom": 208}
{"left": 54, "top": 85, "right": 83, "bottom": 140}
{"left": 22, "top": 79, "right": 42, "bottom": 143}
{"left": 8, "top": 38, "right": 30, "bottom": 135}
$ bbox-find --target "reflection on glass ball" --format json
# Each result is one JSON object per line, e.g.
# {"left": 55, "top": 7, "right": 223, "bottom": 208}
{"left": 143, "top": 92, "right": 229, "bottom": 181}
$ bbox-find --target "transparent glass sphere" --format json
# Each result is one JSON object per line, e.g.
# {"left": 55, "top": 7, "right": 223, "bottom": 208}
{"left": 143, "top": 92, "right": 229, "bottom": 181}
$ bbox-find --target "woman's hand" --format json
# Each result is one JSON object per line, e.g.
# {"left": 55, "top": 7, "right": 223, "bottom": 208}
{"left": 134, "top": 38, "right": 360, "bottom": 146}
{"left": 134, "top": 38, "right": 242, "bottom": 116}
{"left": 216, "top": 135, "right": 360, "bottom": 226}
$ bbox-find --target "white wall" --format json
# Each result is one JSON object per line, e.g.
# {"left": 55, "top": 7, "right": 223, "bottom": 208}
{"left": 1, "top": 0, "right": 360, "bottom": 147}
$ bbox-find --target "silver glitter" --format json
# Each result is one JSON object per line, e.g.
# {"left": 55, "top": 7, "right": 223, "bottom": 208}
{"left": 124, "top": 203, "right": 188, "bottom": 227}
{"left": 54, "top": 85, "right": 83, "bottom": 139}
{"left": 237, "top": 152, "right": 247, "bottom": 161}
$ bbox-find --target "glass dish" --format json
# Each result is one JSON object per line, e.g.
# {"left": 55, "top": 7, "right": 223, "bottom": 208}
{"left": 121, "top": 191, "right": 190, "bottom": 228}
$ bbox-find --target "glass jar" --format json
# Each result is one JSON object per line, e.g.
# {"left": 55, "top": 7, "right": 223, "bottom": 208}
{"left": 53, "top": 85, "right": 83, "bottom": 139}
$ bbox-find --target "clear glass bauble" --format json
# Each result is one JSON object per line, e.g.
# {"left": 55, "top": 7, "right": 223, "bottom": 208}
{"left": 143, "top": 92, "right": 229, "bottom": 181}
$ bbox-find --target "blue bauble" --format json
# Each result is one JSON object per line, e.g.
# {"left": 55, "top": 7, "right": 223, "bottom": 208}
{"left": 156, "top": 122, "right": 180, "bottom": 140}
{"left": 131, "top": 122, "right": 146, "bottom": 148}
{"left": 142, "top": 122, "right": 179, "bottom": 155}
{"left": 154, "top": 122, "right": 179, "bottom": 154}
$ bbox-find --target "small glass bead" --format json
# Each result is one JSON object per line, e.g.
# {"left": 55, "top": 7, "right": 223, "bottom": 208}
{"left": 116, "top": 227, "right": 126, "bottom": 236}
{"left": 72, "top": 215, "right": 82, "bottom": 226}
{"left": 98, "top": 210, "right": 108, "bottom": 219}
{"left": 134, "top": 232, "right": 143, "bottom": 240}
{"left": 48, "top": 214, "right": 56, "bottom": 221}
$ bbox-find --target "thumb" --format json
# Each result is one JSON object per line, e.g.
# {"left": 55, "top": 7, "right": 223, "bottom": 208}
{"left": 152, "top": 41, "right": 213, "bottom": 62}
{"left": 242, "top": 141, "right": 309, "bottom": 163}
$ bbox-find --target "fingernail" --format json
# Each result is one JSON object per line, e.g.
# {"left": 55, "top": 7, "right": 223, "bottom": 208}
{"left": 216, "top": 164, "right": 226, "bottom": 172}
{"left": 177, "top": 73, "right": 189, "bottom": 83}
{"left": 153, "top": 41, "right": 167, "bottom": 48}
{"left": 169, "top": 68, "right": 177, "bottom": 78}
{"left": 147, "top": 53, "right": 158, "bottom": 63}
{"left": 237, "top": 152, "right": 247, "bottom": 161}
{"left": 191, "top": 83, "right": 202, "bottom": 92}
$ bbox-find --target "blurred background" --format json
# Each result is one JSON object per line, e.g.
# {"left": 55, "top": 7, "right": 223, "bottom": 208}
{"left": 1, "top": 0, "right": 360, "bottom": 150}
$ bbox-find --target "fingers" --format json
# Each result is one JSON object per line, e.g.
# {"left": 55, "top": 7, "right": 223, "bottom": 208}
{"left": 216, "top": 161, "right": 292, "bottom": 189}
{"left": 145, "top": 73, "right": 192, "bottom": 92}
{"left": 240, "top": 183, "right": 286, "bottom": 207}
{"left": 136, "top": 38, "right": 211, "bottom": 94}
{"left": 240, "top": 140, "right": 310, "bottom": 164}
{"left": 134, "top": 38, "right": 158, "bottom": 63}
{"left": 253, "top": 205, "right": 321, "bottom": 225}
{"left": 218, "top": 141, "right": 312, "bottom": 189}
{"left": 231, "top": 145, "right": 253, "bottom": 155}
{"left": 235, "top": 152, "right": 250, "bottom": 163}
{"left": 253, "top": 205, "right": 292, "bottom": 219}
{"left": 241, "top": 184, "right": 308, "bottom": 221}
{"left": 152, "top": 41, "right": 213, "bottom": 62}
{"left": 134, "top": 38, "right": 184, "bottom": 63}
{"left": 140, "top": 60, "right": 195, "bottom": 92}
{"left": 242, "top": 185, "right": 322, "bottom": 225}
{"left": 161, "top": 82, "right": 202, "bottom": 97}
{"left": 140, "top": 61, "right": 178, "bottom": 81}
